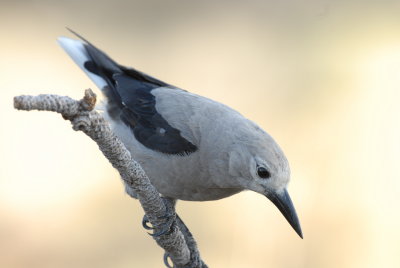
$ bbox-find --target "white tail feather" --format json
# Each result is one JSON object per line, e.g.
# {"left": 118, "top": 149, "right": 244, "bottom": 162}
{"left": 57, "top": 37, "right": 107, "bottom": 89}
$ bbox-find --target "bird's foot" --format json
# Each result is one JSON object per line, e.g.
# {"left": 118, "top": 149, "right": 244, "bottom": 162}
{"left": 162, "top": 214, "right": 208, "bottom": 268}
{"left": 142, "top": 197, "right": 176, "bottom": 237}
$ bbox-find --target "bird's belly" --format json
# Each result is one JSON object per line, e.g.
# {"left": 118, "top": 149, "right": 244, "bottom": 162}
{"left": 132, "top": 152, "right": 242, "bottom": 201}
{"left": 142, "top": 163, "right": 240, "bottom": 201}
{"left": 153, "top": 180, "right": 242, "bottom": 201}
{"left": 110, "top": 118, "right": 242, "bottom": 201}
{"left": 180, "top": 188, "right": 243, "bottom": 201}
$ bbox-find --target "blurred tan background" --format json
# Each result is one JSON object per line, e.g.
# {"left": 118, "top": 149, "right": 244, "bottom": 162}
{"left": 1, "top": 0, "right": 400, "bottom": 267}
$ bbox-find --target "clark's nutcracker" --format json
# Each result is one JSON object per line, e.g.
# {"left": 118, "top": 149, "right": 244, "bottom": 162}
{"left": 58, "top": 31, "right": 302, "bottom": 238}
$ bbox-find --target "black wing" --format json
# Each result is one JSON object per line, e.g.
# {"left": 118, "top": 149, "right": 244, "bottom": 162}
{"left": 70, "top": 30, "right": 197, "bottom": 155}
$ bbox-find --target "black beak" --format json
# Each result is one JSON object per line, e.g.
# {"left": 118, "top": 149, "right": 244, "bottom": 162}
{"left": 265, "top": 189, "right": 303, "bottom": 238}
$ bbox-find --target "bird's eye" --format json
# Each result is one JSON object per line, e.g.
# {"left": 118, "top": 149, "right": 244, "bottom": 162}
{"left": 257, "top": 166, "right": 271, "bottom": 179}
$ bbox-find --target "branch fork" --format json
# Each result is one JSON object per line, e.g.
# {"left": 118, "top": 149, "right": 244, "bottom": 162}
{"left": 14, "top": 89, "right": 207, "bottom": 268}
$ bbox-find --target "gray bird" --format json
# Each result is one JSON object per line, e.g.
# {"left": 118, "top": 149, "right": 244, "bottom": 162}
{"left": 58, "top": 31, "right": 302, "bottom": 238}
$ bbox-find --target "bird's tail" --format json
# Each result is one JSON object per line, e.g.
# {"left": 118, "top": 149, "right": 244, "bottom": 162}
{"left": 57, "top": 29, "right": 122, "bottom": 92}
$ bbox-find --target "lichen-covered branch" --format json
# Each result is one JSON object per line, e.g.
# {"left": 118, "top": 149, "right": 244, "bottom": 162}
{"left": 13, "top": 89, "right": 207, "bottom": 268}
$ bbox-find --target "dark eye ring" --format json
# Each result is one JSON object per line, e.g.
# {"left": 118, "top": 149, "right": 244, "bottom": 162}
{"left": 257, "top": 166, "right": 271, "bottom": 179}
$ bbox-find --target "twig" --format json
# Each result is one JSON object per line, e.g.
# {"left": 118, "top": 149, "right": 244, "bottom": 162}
{"left": 13, "top": 89, "right": 207, "bottom": 268}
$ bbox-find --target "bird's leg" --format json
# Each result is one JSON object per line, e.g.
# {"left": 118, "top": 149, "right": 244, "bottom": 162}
{"left": 164, "top": 214, "right": 208, "bottom": 268}
{"left": 142, "top": 197, "right": 177, "bottom": 237}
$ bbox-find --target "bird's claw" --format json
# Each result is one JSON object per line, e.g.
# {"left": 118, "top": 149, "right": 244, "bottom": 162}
{"left": 164, "top": 253, "right": 174, "bottom": 268}
{"left": 150, "top": 217, "right": 175, "bottom": 237}
{"left": 142, "top": 215, "right": 153, "bottom": 230}
{"left": 142, "top": 198, "right": 176, "bottom": 237}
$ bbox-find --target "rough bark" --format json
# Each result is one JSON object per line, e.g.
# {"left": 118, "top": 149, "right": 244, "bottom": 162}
{"left": 13, "top": 89, "right": 207, "bottom": 268}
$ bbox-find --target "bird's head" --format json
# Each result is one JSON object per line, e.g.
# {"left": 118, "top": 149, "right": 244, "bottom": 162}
{"left": 228, "top": 121, "right": 303, "bottom": 238}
